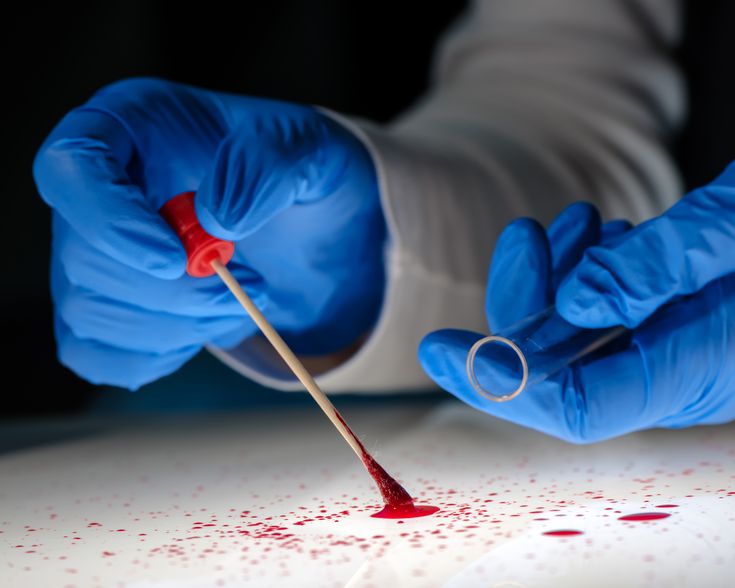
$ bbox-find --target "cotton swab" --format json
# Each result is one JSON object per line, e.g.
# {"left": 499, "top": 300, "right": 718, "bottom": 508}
{"left": 160, "top": 192, "right": 438, "bottom": 518}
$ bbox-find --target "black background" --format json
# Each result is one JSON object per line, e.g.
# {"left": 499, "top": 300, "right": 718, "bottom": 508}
{"left": 3, "top": 1, "right": 734, "bottom": 416}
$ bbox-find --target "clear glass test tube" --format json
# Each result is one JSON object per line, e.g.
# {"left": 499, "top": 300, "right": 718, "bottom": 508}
{"left": 465, "top": 306, "right": 626, "bottom": 402}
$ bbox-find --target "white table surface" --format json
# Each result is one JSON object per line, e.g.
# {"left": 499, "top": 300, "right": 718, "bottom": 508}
{"left": 2, "top": 401, "right": 734, "bottom": 587}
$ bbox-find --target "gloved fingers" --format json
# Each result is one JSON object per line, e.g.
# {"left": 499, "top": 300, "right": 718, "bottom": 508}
{"left": 34, "top": 109, "right": 187, "bottom": 279}
{"left": 547, "top": 202, "right": 602, "bottom": 291}
{"left": 486, "top": 203, "right": 604, "bottom": 334}
{"left": 419, "top": 327, "right": 659, "bottom": 443}
{"left": 558, "top": 162, "right": 735, "bottom": 329}
{"left": 52, "top": 264, "right": 253, "bottom": 355}
{"left": 53, "top": 214, "right": 264, "bottom": 318}
{"left": 83, "top": 78, "right": 236, "bottom": 205}
{"left": 54, "top": 314, "right": 199, "bottom": 391}
{"left": 527, "top": 216, "right": 631, "bottom": 359}
{"left": 486, "top": 218, "right": 551, "bottom": 333}
{"left": 195, "top": 107, "right": 372, "bottom": 241}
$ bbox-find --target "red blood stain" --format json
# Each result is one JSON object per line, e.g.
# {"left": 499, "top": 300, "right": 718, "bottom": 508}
{"left": 654, "top": 504, "right": 679, "bottom": 508}
{"left": 542, "top": 530, "right": 584, "bottom": 537}
{"left": 618, "top": 512, "right": 671, "bottom": 522}
{"left": 372, "top": 504, "right": 440, "bottom": 519}
{"left": 336, "top": 414, "right": 438, "bottom": 519}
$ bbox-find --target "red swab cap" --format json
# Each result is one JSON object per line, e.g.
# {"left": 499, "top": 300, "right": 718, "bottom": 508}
{"left": 160, "top": 192, "right": 235, "bottom": 278}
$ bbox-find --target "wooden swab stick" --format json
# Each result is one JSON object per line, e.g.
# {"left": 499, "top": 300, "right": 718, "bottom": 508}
{"left": 210, "top": 259, "right": 364, "bottom": 459}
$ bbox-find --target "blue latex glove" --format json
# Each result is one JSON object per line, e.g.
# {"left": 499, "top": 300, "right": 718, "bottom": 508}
{"left": 419, "top": 174, "right": 735, "bottom": 442}
{"left": 34, "top": 78, "right": 385, "bottom": 390}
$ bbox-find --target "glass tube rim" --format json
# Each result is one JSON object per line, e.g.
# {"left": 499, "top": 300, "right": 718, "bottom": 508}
{"left": 466, "top": 335, "right": 528, "bottom": 402}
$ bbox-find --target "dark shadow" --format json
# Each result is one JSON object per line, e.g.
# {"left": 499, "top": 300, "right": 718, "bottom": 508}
{"left": 0, "top": 421, "right": 109, "bottom": 456}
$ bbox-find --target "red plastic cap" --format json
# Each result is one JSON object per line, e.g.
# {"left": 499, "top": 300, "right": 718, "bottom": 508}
{"left": 160, "top": 192, "right": 235, "bottom": 278}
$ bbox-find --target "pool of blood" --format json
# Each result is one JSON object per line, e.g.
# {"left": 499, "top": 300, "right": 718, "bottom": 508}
{"left": 336, "top": 413, "right": 439, "bottom": 519}
{"left": 372, "top": 504, "right": 441, "bottom": 519}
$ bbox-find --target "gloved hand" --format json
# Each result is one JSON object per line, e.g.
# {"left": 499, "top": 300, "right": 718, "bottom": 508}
{"left": 34, "top": 78, "right": 385, "bottom": 390}
{"left": 419, "top": 165, "right": 735, "bottom": 442}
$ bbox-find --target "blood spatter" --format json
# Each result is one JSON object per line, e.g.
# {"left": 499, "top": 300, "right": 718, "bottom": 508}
{"left": 618, "top": 512, "right": 671, "bottom": 522}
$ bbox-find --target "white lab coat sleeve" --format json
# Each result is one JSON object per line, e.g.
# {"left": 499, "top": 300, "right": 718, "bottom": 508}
{"left": 209, "top": 0, "right": 685, "bottom": 392}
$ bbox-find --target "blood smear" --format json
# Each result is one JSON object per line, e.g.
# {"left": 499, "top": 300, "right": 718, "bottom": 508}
{"left": 336, "top": 413, "right": 438, "bottom": 519}
{"left": 542, "top": 530, "right": 584, "bottom": 537}
{"left": 618, "top": 512, "right": 671, "bottom": 522}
